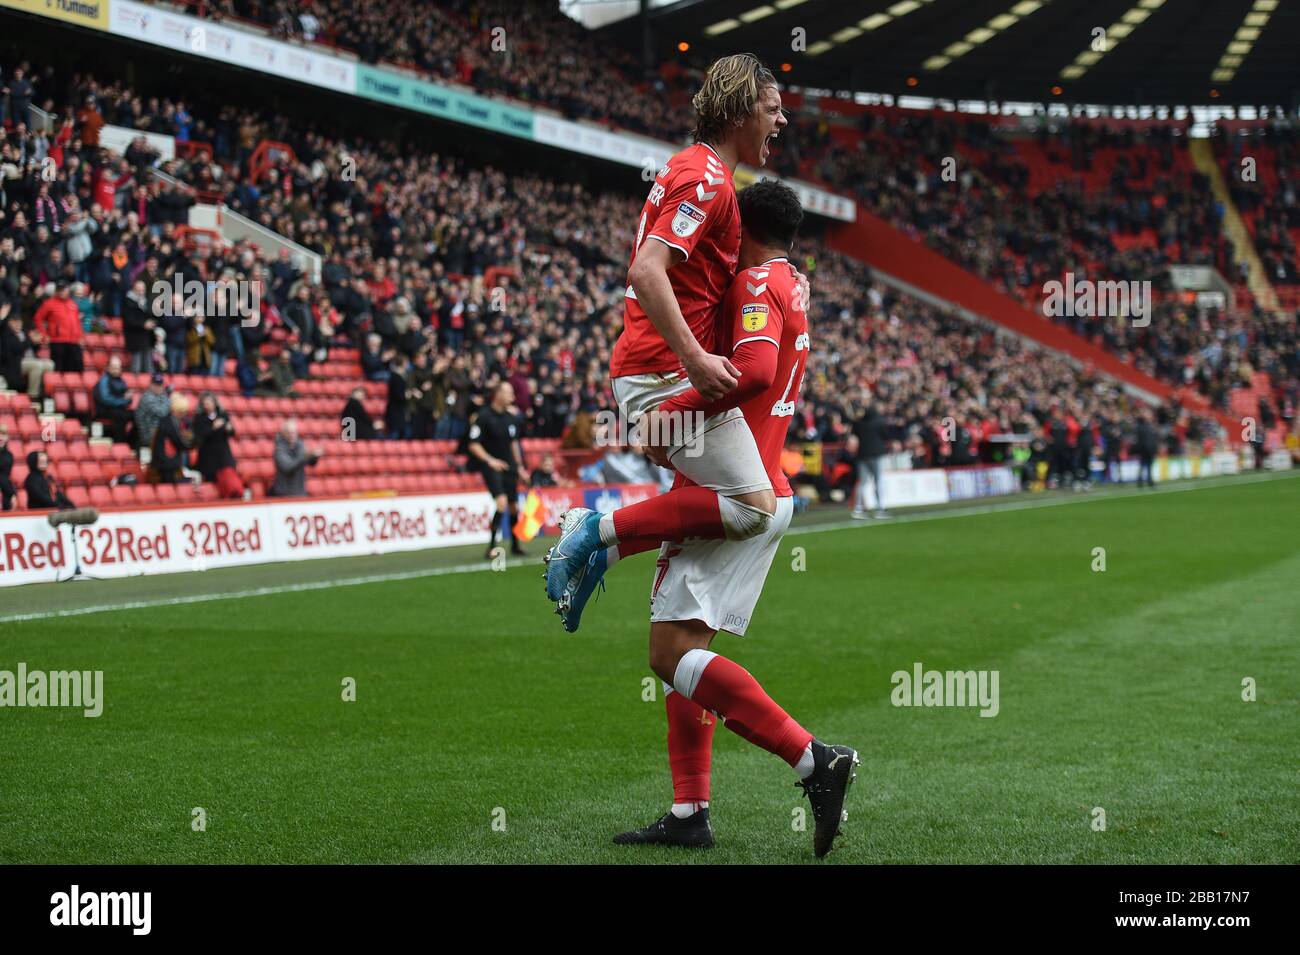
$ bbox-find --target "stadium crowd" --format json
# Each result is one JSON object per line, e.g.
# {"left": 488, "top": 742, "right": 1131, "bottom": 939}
{"left": 173, "top": 0, "right": 685, "bottom": 140}
{"left": 1, "top": 43, "right": 1292, "bottom": 510}
{"left": 159, "top": 0, "right": 1297, "bottom": 431}
{"left": 1220, "top": 123, "right": 1300, "bottom": 285}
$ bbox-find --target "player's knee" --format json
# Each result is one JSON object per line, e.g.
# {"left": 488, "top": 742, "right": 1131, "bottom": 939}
{"left": 718, "top": 495, "right": 774, "bottom": 541}
{"left": 648, "top": 645, "right": 681, "bottom": 685}
{"left": 494, "top": 495, "right": 508, "bottom": 511}
{"left": 737, "top": 487, "right": 776, "bottom": 516}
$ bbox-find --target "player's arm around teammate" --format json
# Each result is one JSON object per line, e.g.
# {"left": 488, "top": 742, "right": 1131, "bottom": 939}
{"left": 544, "top": 56, "right": 790, "bottom": 609}
{"left": 611, "top": 182, "right": 860, "bottom": 858}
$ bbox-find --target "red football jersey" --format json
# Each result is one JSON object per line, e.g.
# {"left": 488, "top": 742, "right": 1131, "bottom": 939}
{"left": 722, "top": 257, "right": 800, "bottom": 496}
{"left": 720, "top": 257, "right": 808, "bottom": 497}
{"left": 610, "top": 143, "right": 740, "bottom": 378}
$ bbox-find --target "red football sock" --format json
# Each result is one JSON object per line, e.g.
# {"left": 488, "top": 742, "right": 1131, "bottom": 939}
{"left": 611, "top": 535, "right": 663, "bottom": 560}
{"left": 690, "top": 656, "right": 813, "bottom": 768}
{"left": 665, "top": 689, "right": 715, "bottom": 803}
{"left": 612, "top": 484, "right": 723, "bottom": 544}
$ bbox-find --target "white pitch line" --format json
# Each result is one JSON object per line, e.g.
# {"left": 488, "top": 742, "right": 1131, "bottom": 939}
{"left": 0, "top": 559, "right": 527, "bottom": 624}
{"left": 2, "top": 469, "right": 1295, "bottom": 623}
{"left": 786, "top": 467, "right": 1300, "bottom": 537}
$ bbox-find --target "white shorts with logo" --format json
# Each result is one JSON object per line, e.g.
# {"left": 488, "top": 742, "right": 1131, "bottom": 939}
{"left": 611, "top": 371, "right": 770, "bottom": 496}
{"left": 649, "top": 495, "right": 794, "bottom": 636}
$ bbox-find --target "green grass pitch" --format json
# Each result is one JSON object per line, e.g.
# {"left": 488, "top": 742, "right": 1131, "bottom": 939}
{"left": 2, "top": 473, "right": 1297, "bottom": 864}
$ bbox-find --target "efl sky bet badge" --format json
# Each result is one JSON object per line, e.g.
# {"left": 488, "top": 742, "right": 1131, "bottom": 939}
{"left": 672, "top": 201, "right": 706, "bottom": 238}
{"left": 741, "top": 303, "right": 769, "bottom": 331}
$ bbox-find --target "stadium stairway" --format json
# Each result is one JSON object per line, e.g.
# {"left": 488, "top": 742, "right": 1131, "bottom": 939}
{"left": 1188, "top": 138, "right": 1281, "bottom": 313}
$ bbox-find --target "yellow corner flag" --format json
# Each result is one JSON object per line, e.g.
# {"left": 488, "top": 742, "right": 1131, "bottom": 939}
{"left": 513, "top": 490, "right": 545, "bottom": 542}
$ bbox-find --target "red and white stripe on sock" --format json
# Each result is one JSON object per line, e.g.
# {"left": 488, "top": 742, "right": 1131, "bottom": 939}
{"left": 672, "top": 649, "right": 814, "bottom": 775}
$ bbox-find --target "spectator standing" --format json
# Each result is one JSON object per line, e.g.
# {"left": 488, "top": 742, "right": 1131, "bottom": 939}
{"left": 283, "top": 284, "right": 317, "bottom": 353}
{"left": 150, "top": 392, "right": 192, "bottom": 484}
{"left": 62, "top": 210, "right": 97, "bottom": 285}
{"left": 270, "top": 418, "right": 322, "bottom": 497}
{"left": 340, "top": 386, "right": 376, "bottom": 441}
{"left": 2, "top": 306, "right": 53, "bottom": 397}
{"left": 76, "top": 95, "right": 105, "bottom": 150}
{"left": 1100, "top": 416, "right": 1122, "bottom": 483}
{"left": 186, "top": 314, "right": 216, "bottom": 374}
{"left": 437, "top": 354, "right": 472, "bottom": 440}
{"left": 133, "top": 372, "right": 171, "bottom": 451}
{"left": 1074, "top": 414, "right": 1095, "bottom": 490}
{"left": 1134, "top": 411, "right": 1159, "bottom": 488}
{"left": 5, "top": 68, "right": 34, "bottom": 126}
{"left": 361, "top": 333, "right": 391, "bottom": 381}
{"left": 1047, "top": 408, "right": 1073, "bottom": 489}
{"left": 205, "top": 303, "right": 232, "bottom": 377}
{"left": 0, "top": 424, "right": 14, "bottom": 511}
{"left": 34, "top": 281, "right": 83, "bottom": 372}
{"left": 851, "top": 403, "right": 889, "bottom": 519}
{"left": 192, "top": 391, "right": 245, "bottom": 499}
{"left": 385, "top": 352, "right": 414, "bottom": 439}
{"left": 121, "top": 278, "right": 155, "bottom": 373}
{"left": 409, "top": 349, "right": 440, "bottom": 439}
{"left": 159, "top": 293, "right": 189, "bottom": 375}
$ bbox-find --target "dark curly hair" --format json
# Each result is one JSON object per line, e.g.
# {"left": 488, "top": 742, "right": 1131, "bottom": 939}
{"left": 738, "top": 179, "right": 803, "bottom": 251}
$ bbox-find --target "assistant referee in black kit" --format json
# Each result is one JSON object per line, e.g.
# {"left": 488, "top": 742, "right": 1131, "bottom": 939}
{"left": 468, "top": 381, "right": 527, "bottom": 559}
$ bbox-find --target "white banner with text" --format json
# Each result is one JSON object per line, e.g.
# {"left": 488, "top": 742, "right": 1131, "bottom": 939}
{"left": 0, "top": 491, "right": 495, "bottom": 588}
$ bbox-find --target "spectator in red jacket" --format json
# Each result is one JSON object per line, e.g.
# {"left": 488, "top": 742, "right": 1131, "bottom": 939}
{"left": 33, "top": 281, "right": 84, "bottom": 372}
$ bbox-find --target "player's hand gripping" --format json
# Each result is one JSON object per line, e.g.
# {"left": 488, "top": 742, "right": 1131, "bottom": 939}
{"left": 684, "top": 350, "right": 739, "bottom": 402}
{"left": 639, "top": 407, "right": 674, "bottom": 470}
{"left": 789, "top": 264, "right": 811, "bottom": 311}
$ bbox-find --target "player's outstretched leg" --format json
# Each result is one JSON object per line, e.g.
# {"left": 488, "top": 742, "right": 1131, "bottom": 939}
{"left": 545, "top": 489, "right": 774, "bottom": 603}
{"left": 614, "top": 682, "right": 716, "bottom": 848}
{"left": 554, "top": 536, "right": 665, "bottom": 632}
{"left": 551, "top": 547, "right": 608, "bottom": 633}
{"left": 544, "top": 507, "right": 604, "bottom": 601}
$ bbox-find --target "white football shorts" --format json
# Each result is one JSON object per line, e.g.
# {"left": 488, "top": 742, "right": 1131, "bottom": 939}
{"left": 611, "top": 371, "right": 770, "bottom": 496}
{"left": 649, "top": 495, "right": 794, "bottom": 636}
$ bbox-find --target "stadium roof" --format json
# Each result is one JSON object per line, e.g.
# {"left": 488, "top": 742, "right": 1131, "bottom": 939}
{"left": 598, "top": 0, "right": 1300, "bottom": 108}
